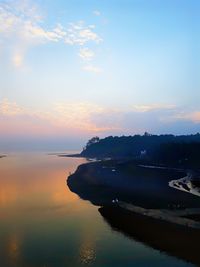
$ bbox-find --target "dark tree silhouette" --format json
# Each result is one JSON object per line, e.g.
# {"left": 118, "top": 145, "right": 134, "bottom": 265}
{"left": 86, "top": 136, "right": 100, "bottom": 148}
{"left": 81, "top": 134, "right": 200, "bottom": 167}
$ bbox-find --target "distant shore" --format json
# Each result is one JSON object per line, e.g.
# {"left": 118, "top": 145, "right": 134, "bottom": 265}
{"left": 59, "top": 153, "right": 82, "bottom": 158}
{"left": 59, "top": 153, "right": 109, "bottom": 162}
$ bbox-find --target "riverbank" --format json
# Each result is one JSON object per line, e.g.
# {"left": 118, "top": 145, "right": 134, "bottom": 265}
{"left": 99, "top": 205, "right": 200, "bottom": 266}
{"left": 59, "top": 153, "right": 81, "bottom": 158}
{"left": 67, "top": 157, "right": 200, "bottom": 265}
{"left": 67, "top": 159, "right": 200, "bottom": 209}
{"left": 169, "top": 171, "right": 200, "bottom": 197}
{"left": 117, "top": 201, "right": 200, "bottom": 229}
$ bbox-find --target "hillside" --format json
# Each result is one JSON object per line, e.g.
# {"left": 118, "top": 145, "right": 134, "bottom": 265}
{"left": 80, "top": 133, "right": 200, "bottom": 168}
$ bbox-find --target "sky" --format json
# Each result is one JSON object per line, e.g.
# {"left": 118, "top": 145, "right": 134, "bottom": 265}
{"left": 0, "top": 0, "right": 200, "bottom": 152}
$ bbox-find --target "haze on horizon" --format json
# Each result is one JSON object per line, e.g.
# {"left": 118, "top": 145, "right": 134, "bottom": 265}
{"left": 0, "top": 0, "right": 199, "bottom": 152}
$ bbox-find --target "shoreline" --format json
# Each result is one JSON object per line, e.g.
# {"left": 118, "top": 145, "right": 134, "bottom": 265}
{"left": 99, "top": 205, "right": 200, "bottom": 266}
{"left": 59, "top": 153, "right": 82, "bottom": 158}
{"left": 117, "top": 201, "right": 200, "bottom": 229}
{"left": 58, "top": 153, "right": 111, "bottom": 161}
{"left": 67, "top": 156, "right": 200, "bottom": 264}
{"left": 67, "top": 159, "right": 200, "bottom": 208}
{"left": 67, "top": 156, "right": 200, "bottom": 200}
{"left": 169, "top": 172, "right": 200, "bottom": 197}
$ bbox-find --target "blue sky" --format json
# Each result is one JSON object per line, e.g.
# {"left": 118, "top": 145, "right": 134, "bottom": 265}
{"left": 0, "top": 0, "right": 199, "bottom": 151}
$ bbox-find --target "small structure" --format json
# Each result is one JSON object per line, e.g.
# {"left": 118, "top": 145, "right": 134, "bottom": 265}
{"left": 140, "top": 150, "right": 147, "bottom": 157}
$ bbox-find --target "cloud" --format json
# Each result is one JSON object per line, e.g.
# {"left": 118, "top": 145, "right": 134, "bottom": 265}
{"left": 0, "top": 98, "right": 25, "bottom": 115}
{"left": 79, "top": 48, "right": 95, "bottom": 61}
{"left": 0, "top": 1, "right": 47, "bottom": 41}
{"left": 173, "top": 111, "right": 200, "bottom": 123}
{"left": 83, "top": 64, "right": 102, "bottom": 73}
{"left": 0, "top": 99, "right": 200, "bottom": 139}
{"left": 133, "top": 104, "right": 176, "bottom": 113}
{"left": 0, "top": 3, "right": 100, "bottom": 44}
{"left": 52, "top": 102, "right": 114, "bottom": 132}
{"left": 23, "top": 23, "right": 65, "bottom": 42}
{"left": 93, "top": 10, "right": 101, "bottom": 16}
{"left": 13, "top": 52, "right": 23, "bottom": 67}
{"left": 65, "top": 21, "right": 102, "bottom": 46}
{"left": 0, "top": 1, "right": 103, "bottom": 68}
{"left": 0, "top": 99, "right": 116, "bottom": 136}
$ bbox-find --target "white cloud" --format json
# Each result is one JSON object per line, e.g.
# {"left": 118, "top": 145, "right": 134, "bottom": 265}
{"left": 0, "top": 1, "right": 103, "bottom": 68}
{"left": 79, "top": 48, "right": 95, "bottom": 61}
{"left": 23, "top": 23, "right": 64, "bottom": 42}
{"left": 83, "top": 64, "right": 102, "bottom": 73}
{"left": 133, "top": 104, "right": 176, "bottom": 113}
{"left": 65, "top": 21, "right": 102, "bottom": 46}
{"left": 93, "top": 10, "right": 101, "bottom": 16}
{"left": 0, "top": 4, "right": 68, "bottom": 43}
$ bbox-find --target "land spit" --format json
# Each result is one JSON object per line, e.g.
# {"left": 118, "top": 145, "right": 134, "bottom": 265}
{"left": 117, "top": 201, "right": 200, "bottom": 229}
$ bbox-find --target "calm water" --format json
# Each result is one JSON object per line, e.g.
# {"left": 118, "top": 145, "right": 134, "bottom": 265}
{"left": 0, "top": 153, "right": 194, "bottom": 267}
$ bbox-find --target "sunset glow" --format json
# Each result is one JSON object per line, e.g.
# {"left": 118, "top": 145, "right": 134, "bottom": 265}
{"left": 0, "top": 0, "right": 199, "bottom": 151}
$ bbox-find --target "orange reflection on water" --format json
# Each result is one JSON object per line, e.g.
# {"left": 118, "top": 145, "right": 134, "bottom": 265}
{"left": 79, "top": 239, "right": 96, "bottom": 265}
{"left": 0, "top": 185, "right": 18, "bottom": 207}
{"left": 79, "top": 217, "right": 100, "bottom": 266}
{"left": 7, "top": 233, "right": 22, "bottom": 266}
{"left": 0, "top": 153, "right": 93, "bottom": 266}
{"left": 0, "top": 154, "right": 87, "bottom": 215}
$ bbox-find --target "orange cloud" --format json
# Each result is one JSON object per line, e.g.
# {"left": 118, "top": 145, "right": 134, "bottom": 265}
{"left": 0, "top": 99, "right": 25, "bottom": 116}
{"left": 174, "top": 111, "right": 200, "bottom": 123}
{"left": 0, "top": 99, "right": 119, "bottom": 137}
{"left": 2, "top": 99, "right": 198, "bottom": 139}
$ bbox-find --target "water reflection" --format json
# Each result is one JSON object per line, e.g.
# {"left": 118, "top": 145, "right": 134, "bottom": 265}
{"left": 79, "top": 240, "right": 96, "bottom": 265}
{"left": 7, "top": 234, "right": 21, "bottom": 266}
{"left": 99, "top": 206, "right": 199, "bottom": 266}
{"left": 0, "top": 153, "right": 89, "bottom": 267}
{"left": 0, "top": 154, "right": 194, "bottom": 267}
{"left": 79, "top": 222, "right": 98, "bottom": 265}
{"left": 0, "top": 154, "right": 85, "bottom": 211}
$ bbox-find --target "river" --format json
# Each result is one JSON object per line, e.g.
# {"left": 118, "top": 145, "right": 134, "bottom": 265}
{"left": 0, "top": 153, "right": 194, "bottom": 267}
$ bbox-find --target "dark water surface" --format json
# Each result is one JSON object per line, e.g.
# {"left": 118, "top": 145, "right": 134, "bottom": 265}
{"left": 0, "top": 153, "right": 194, "bottom": 267}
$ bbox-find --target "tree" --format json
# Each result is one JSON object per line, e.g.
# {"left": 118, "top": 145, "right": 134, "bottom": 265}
{"left": 144, "top": 132, "right": 151, "bottom": 136}
{"left": 86, "top": 136, "right": 100, "bottom": 148}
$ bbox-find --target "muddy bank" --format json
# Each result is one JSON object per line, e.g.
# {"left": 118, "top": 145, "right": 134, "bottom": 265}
{"left": 99, "top": 205, "right": 200, "bottom": 266}
{"left": 67, "top": 160, "right": 200, "bottom": 209}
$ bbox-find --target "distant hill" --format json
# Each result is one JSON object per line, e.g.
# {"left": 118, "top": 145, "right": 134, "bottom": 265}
{"left": 80, "top": 133, "right": 200, "bottom": 168}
